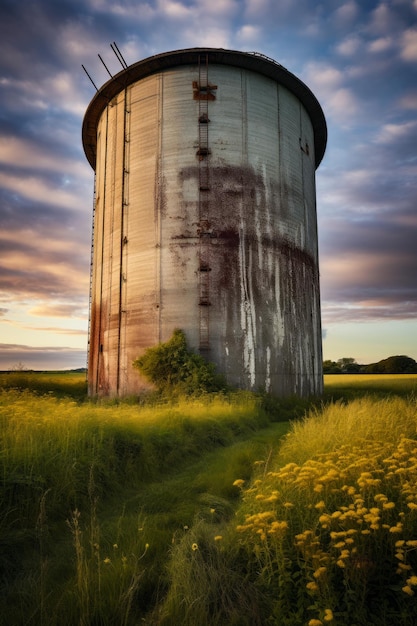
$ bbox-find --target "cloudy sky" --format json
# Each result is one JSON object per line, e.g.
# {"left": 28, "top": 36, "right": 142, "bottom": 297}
{"left": 0, "top": 0, "right": 416, "bottom": 370}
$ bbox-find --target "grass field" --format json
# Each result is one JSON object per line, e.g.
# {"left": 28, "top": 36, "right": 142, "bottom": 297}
{"left": 324, "top": 373, "right": 417, "bottom": 400}
{"left": 1, "top": 372, "right": 417, "bottom": 625}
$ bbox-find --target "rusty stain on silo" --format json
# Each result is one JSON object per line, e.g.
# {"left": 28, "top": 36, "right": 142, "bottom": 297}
{"left": 82, "top": 48, "right": 327, "bottom": 397}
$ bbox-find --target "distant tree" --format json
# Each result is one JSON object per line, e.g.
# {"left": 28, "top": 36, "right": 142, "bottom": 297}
{"left": 133, "top": 329, "right": 226, "bottom": 396}
{"left": 337, "top": 358, "right": 361, "bottom": 373}
{"left": 364, "top": 362, "right": 380, "bottom": 374}
{"left": 363, "top": 355, "right": 417, "bottom": 374}
{"left": 10, "top": 362, "right": 28, "bottom": 372}
{"left": 323, "top": 360, "right": 342, "bottom": 374}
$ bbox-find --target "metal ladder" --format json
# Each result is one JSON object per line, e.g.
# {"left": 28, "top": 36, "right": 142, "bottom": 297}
{"left": 197, "top": 54, "right": 210, "bottom": 351}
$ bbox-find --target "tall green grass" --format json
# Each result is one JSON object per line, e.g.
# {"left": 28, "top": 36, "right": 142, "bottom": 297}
{"left": 0, "top": 384, "right": 285, "bottom": 625}
{"left": 278, "top": 394, "right": 417, "bottom": 464}
{"left": 324, "top": 373, "right": 417, "bottom": 400}
{"left": 2, "top": 373, "right": 417, "bottom": 625}
{"left": 0, "top": 370, "right": 88, "bottom": 398}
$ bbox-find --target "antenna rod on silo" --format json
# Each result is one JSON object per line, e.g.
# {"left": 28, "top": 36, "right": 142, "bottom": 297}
{"left": 111, "top": 42, "right": 128, "bottom": 69}
{"left": 82, "top": 64, "right": 99, "bottom": 91}
{"left": 98, "top": 54, "right": 113, "bottom": 78}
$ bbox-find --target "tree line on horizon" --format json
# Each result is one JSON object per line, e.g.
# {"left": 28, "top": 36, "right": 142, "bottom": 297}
{"left": 323, "top": 354, "right": 417, "bottom": 375}
{"left": 5, "top": 353, "right": 417, "bottom": 378}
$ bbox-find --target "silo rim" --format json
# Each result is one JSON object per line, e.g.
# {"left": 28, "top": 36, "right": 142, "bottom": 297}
{"left": 82, "top": 47, "right": 327, "bottom": 170}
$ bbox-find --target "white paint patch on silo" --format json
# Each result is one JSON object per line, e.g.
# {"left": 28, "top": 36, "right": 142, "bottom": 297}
{"left": 265, "top": 346, "right": 271, "bottom": 392}
{"left": 239, "top": 223, "right": 256, "bottom": 387}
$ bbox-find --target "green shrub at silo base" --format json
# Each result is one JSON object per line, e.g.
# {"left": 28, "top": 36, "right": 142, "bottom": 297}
{"left": 133, "top": 329, "right": 227, "bottom": 396}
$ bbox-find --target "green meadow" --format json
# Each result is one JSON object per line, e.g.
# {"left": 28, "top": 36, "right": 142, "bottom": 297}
{"left": 1, "top": 372, "right": 417, "bottom": 625}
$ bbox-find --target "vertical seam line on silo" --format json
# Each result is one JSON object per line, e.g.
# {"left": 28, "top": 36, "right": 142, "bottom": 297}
{"left": 156, "top": 72, "right": 163, "bottom": 343}
{"left": 117, "top": 86, "right": 129, "bottom": 395}
{"left": 242, "top": 69, "right": 247, "bottom": 166}
{"left": 96, "top": 107, "right": 109, "bottom": 394}
{"left": 300, "top": 102, "right": 308, "bottom": 249}
{"left": 299, "top": 100, "right": 304, "bottom": 395}
{"left": 276, "top": 81, "right": 281, "bottom": 390}
{"left": 107, "top": 98, "right": 117, "bottom": 390}
{"left": 123, "top": 87, "right": 131, "bottom": 388}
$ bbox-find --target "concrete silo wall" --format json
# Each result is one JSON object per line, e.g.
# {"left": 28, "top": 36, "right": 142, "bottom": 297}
{"left": 86, "top": 52, "right": 325, "bottom": 397}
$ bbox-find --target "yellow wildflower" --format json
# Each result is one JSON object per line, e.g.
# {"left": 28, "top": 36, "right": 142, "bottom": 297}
{"left": 269, "top": 520, "right": 288, "bottom": 535}
{"left": 236, "top": 524, "right": 250, "bottom": 532}
{"left": 313, "top": 566, "right": 327, "bottom": 579}
{"left": 389, "top": 523, "right": 403, "bottom": 533}
{"left": 214, "top": 535, "right": 223, "bottom": 541}
{"left": 264, "top": 494, "right": 278, "bottom": 503}
{"left": 233, "top": 479, "right": 245, "bottom": 488}
{"left": 306, "top": 581, "right": 319, "bottom": 592}
{"left": 324, "top": 608, "right": 334, "bottom": 622}
{"left": 407, "top": 575, "right": 417, "bottom": 586}
{"left": 308, "top": 620, "right": 323, "bottom": 626}
{"left": 192, "top": 543, "right": 198, "bottom": 551}
{"left": 402, "top": 585, "right": 414, "bottom": 596}
{"left": 319, "top": 514, "right": 331, "bottom": 528}
{"left": 103, "top": 557, "right": 111, "bottom": 564}
{"left": 397, "top": 563, "right": 412, "bottom": 572}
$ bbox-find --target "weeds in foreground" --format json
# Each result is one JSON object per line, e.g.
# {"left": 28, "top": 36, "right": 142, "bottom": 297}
{"left": 160, "top": 396, "right": 417, "bottom": 625}
{"left": 0, "top": 386, "right": 277, "bottom": 624}
{"left": 2, "top": 375, "right": 417, "bottom": 625}
{"left": 65, "top": 504, "right": 148, "bottom": 626}
{"left": 234, "top": 433, "right": 417, "bottom": 624}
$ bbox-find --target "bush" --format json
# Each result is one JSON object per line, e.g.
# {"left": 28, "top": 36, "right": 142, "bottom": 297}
{"left": 132, "top": 329, "right": 226, "bottom": 396}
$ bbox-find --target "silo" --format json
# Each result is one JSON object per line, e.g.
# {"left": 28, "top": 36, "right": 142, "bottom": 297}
{"left": 82, "top": 48, "right": 327, "bottom": 397}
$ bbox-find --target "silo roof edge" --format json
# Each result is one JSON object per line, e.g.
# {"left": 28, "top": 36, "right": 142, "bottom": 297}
{"left": 82, "top": 47, "right": 327, "bottom": 170}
